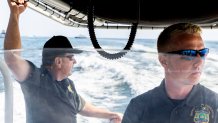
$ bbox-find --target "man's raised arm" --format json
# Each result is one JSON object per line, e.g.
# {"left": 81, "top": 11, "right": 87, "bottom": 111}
{"left": 4, "top": 0, "right": 30, "bottom": 82}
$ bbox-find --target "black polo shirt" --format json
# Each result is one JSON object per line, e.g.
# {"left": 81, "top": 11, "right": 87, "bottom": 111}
{"left": 19, "top": 61, "right": 85, "bottom": 123}
{"left": 122, "top": 80, "right": 218, "bottom": 123}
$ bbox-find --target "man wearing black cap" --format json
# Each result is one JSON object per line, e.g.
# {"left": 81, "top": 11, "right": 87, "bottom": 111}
{"left": 4, "top": 0, "right": 122, "bottom": 123}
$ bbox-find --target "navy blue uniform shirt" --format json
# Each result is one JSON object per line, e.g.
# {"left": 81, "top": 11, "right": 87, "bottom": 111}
{"left": 122, "top": 80, "right": 218, "bottom": 123}
{"left": 19, "top": 61, "right": 85, "bottom": 123}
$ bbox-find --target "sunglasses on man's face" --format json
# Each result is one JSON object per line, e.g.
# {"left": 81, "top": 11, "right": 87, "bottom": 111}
{"left": 167, "top": 48, "right": 209, "bottom": 60}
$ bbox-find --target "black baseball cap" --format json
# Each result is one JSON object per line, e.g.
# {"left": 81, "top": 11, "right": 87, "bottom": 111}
{"left": 43, "top": 35, "right": 82, "bottom": 54}
{"left": 42, "top": 35, "right": 82, "bottom": 66}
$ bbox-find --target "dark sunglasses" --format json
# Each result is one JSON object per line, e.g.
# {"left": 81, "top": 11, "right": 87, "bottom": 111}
{"left": 167, "top": 48, "right": 209, "bottom": 60}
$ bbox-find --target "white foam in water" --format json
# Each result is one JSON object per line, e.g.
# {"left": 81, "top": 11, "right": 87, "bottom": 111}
{"left": 132, "top": 43, "right": 157, "bottom": 53}
{"left": 72, "top": 52, "right": 164, "bottom": 105}
{"left": 201, "top": 53, "right": 218, "bottom": 93}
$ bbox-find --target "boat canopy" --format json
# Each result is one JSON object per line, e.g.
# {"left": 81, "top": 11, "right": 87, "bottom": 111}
{"left": 28, "top": 0, "right": 218, "bottom": 29}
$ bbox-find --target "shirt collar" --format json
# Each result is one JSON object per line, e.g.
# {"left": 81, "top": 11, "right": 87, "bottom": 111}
{"left": 185, "top": 84, "right": 202, "bottom": 106}
{"left": 41, "top": 66, "right": 56, "bottom": 81}
{"left": 157, "top": 80, "right": 174, "bottom": 106}
{"left": 159, "top": 79, "right": 202, "bottom": 107}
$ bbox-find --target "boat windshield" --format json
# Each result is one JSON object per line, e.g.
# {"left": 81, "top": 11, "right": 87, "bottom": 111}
{"left": 0, "top": 38, "right": 218, "bottom": 123}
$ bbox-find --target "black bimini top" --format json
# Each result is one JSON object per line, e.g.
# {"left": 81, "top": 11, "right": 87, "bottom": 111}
{"left": 28, "top": 0, "right": 218, "bottom": 28}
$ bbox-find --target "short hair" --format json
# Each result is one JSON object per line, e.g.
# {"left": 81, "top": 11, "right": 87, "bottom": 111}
{"left": 42, "top": 35, "right": 82, "bottom": 66}
{"left": 157, "top": 23, "right": 202, "bottom": 53}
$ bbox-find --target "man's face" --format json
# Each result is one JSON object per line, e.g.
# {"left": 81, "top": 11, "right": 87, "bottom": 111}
{"left": 163, "top": 33, "right": 206, "bottom": 86}
{"left": 60, "top": 53, "right": 76, "bottom": 77}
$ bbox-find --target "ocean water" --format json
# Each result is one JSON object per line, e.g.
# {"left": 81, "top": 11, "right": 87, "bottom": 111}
{"left": 0, "top": 37, "right": 218, "bottom": 123}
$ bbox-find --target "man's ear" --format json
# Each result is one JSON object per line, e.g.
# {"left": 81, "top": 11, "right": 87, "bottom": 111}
{"left": 54, "top": 57, "right": 62, "bottom": 68}
{"left": 158, "top": 54, "right": 168, "bottom": 68}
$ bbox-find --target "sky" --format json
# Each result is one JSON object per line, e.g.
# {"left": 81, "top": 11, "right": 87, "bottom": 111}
{"left": 1, "top": 0, "right": 218, "bottom": 40}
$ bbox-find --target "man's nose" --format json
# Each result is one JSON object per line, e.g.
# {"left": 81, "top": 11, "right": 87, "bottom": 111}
{"left": 193, "top": 54, "right": 204, "bottom": 68}
{"left": 73, "top": 58, "right": 77, "bottom": 64}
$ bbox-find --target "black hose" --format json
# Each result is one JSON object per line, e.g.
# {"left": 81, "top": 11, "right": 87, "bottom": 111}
{"left": 88, "top": 1, "right": 138, "bottom": 60}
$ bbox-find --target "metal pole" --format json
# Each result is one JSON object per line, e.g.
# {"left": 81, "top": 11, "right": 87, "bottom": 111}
{"left": 0, "top": 59, "right": 13, "bottom": 123}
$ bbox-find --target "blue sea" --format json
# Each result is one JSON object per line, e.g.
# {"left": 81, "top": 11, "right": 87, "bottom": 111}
{"left": 0, "top": 37, "right": 218, "bottom": 123}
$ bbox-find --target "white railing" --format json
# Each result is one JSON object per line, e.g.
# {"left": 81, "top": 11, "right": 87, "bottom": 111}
{"left": 0, "top": 59, "right": 13, "bottom": 123}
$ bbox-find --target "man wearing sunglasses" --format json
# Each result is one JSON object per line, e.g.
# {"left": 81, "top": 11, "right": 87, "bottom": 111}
{"left": 4, "top": 0, "right": 122, "bottom": 123}
{"left": 122, "top": 23, "right": 218, "bottom": 123}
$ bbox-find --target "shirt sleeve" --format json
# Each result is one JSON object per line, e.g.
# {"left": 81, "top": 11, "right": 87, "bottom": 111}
{"left": 19, "top": 60, "right": 41, "bottom": 86}
{"left": 68, "top": 79, "right": 86, "bottom": 113}
{"left": 77, "top": 95, "right": 86, "bottom": 112}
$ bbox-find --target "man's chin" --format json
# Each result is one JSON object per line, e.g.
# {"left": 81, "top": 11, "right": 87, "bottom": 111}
{"left": 185, "top": 78, "right": 200, "bottom": 85}
{"left": 68, "top": 72, "right": 72, "bottom": 76}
